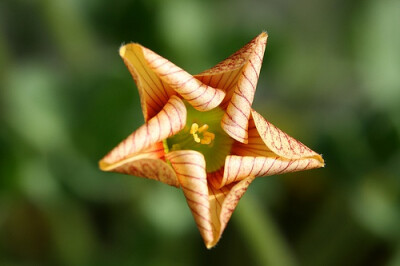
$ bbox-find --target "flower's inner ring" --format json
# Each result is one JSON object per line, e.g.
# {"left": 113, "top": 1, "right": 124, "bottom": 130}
{"left": 165, "top": 102, "right": 233, "bottom": 173}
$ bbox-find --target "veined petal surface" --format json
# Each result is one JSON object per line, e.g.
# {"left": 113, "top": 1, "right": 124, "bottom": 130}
{"left": 251, "top": 109, "right": 324, "bottom": 161}
{"left": 209, "top": 110, "right": 324, "bottom": 188}
{"left": 120, "top": 44, "right": 177, "bottom": 121}
{"left": 99, "top": 96, "right": 186, "bottom": 187}
{"left": 140, "top": 46, "right": 226, "bottom": 111}
{"left": 195, "top": 32, "right": 267, "bottom": 143}
{"left": 166, "top": 150, "right": 255, "bottom": 248}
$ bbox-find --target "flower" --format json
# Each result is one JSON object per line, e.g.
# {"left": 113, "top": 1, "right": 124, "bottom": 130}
{"left": 99, "top": 32, "right": 324, "bottom": 248}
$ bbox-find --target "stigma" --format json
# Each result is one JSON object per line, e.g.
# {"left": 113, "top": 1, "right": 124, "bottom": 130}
{"left": 190, "top": 123, "right": 215, "bottom": 145}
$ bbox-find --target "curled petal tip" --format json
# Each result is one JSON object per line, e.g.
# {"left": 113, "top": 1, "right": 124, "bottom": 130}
{"left": 98, "top": 159, "right": 109, "bottom": 171}
{"left": 317, "top": 155, "right": 325, "bottom": 167}
{"left": 205, "top": 242, "right": 216, "bottom": 249}
{"left": 119, "top": 43, "right": 140, "bottom": 57}
{"left": 260, "top": 31, "right": 268, "bottom": 39}
{"left": 119, "top": 45, "right": 126, "bottom": 57}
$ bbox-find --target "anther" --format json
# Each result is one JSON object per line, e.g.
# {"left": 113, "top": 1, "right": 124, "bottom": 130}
{"left": 190, "top": 123, "right": 199, "bottom": 134}
{"left": 198, "top": 124, "right": 209, "bottom": 133}
{"left": 189, "top": 122, "right": 214, "bottom": 145}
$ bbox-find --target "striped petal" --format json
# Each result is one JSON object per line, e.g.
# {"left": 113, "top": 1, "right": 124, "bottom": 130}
{"left": 99, "top": 96, "right": 186, "bottom": 187}
{"left": 100, "top": 143, "right": 179, "bottom": 187}
{"left": 216, "top": 155, "right": 323, "bottom": 189}
{"left": 119, "top": 44, "right": 177, "bottom": 121}
{"left": 210, "top": 110, "right": 324, "bottom": 188}
{"left": 195, "top": 32, "right": 268, "bottom": 143}
{"left": 251, "top": 109, "right": 324, "bottom": 160}
{"left": 120, "top": 44, "right": 225, "bottom": 117}
{"left": 166, "top": 150, "right": 255, "bottom": 249}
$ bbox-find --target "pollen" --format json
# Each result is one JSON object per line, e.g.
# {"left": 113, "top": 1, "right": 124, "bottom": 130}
{"left": 190, "top": 123, "right": 215, "bottom": 145}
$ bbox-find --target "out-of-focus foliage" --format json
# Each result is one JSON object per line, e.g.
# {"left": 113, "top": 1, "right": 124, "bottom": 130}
{"left": 0, "top": 0, "right": 399, "bottom": 265}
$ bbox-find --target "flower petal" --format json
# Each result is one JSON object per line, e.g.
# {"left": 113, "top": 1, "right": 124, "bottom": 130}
{"left": 120, "top": 44, "right": 177, "bottom": 121}
{"left": 251, "top": 109, "right": 324, "bottom": 161}
{"left": 209, "top": 110, "right": 324, "bottom": 188}
{"left": 215, "top": 155, "right": 323, "bottom": 188}
{"left": 166, "top": 150, "right": 255, "bottom": 248}
{"left": 138, "top": 46, "right": 226, "bottom": 111}
{"left": 99, "top": 96, "right": 186, "bottom": 186}
{"left": 221, "top": 33, "right": 267, "bottom": 144}
{"left": 194, "top": 32, "right": 267, "bottom": 144}
{"left": 101, "top": 143, "right": 179, "bottom": 187}
{"left": 195, "top": 32, "right": 267, "bottom": 102}
{"left": 209, "top": 175, "right": 254, "bottom": 248}
{"left": 165, "top": 151, "right": 213, "bottom": 244}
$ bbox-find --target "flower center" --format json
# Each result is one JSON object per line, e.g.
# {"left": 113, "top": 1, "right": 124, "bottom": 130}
{"left": 164, "top": 102, "right": 233, "bottom": 173}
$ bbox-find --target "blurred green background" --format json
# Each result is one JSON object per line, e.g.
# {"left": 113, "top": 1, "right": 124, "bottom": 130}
{"left": 1, "top": 0, "right": 399, "bottom": 265}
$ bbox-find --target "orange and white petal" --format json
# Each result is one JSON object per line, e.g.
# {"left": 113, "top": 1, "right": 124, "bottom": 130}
{"left": 195, "top": 32, "right": 267, "bottom": 101}
{"left": 208, "top": 110, "right": 324, "bottom": 188}
{"left": 100, "top": 142, "right": 179, "bottom": 187}
{"left": 166, "top": 150, "right": 255, "bottom": 248}
{"left": 120, "top": 44, "right": 177, "bottom": 121}
{"left": 216, "top": 32, "right": 267, "bottom": 143}
{"left": 139, "top": 46, "right": 226, "bottom": 111}
{"left": 208, "top": 176, "right": 255, "bottom": 248}
{"left": 166, "top": 150, "right": 215, "bottom": 246}
{"left": 251, "top": 109, "right": 324, "bottom": 161}
{"left": 230, "top": 113, "right": 277, "bottom": 157}
{"left": 213, "top": 155, "right": 322, "bottom": 188}
{"left": 99, "top": 96, "right": 186, "bottom": 178}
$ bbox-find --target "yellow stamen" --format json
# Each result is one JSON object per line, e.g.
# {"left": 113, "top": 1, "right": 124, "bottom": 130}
{"left": 193, "top": 134, "right": 201, "bottom": 143}
{"left": 198, "top": 124, "right": 209, "bottom": 133}
{"left": 190, "top": 123, "right": 199, "bottom": 134}
{"left": 200, "top": 137, "right": 211, "bottom": 145}
{"left": 189, "top": 123, "right": 215, "bottom": 145}
{"left": 203, "top": 132, "right": 215, "bottom": 140}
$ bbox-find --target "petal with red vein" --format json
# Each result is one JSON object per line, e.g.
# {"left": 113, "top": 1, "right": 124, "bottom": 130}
{"left": 166, "top": 150, "right": 215, "bottom": 246}
{"left": 220, "top": 32, "right": 268, "bottom": 144}
{"left": 120, "top": 44, "right": 177, "bottom": 121}
{"left": 167, "top": 150, "right": 255, "bottom": 248}
{"left": 231, "top": 112, "right": 278, "bottom": 157}
{"left": 214, "top": 155, "right": 323, "bottom": 188}
{"left": 195, "top": 32, "right": 267, "bottom": 96}
{"left": 99, "top": 96, "right": 186, "bottom": 173}
{"left": 251, "top": 109, "right": 324, "bottom": 162}
{"left": 140, "top": 47, "right": 225, "bottom": 111}
{"left": 209, "top": 110, "right": 324, "bottom": 188}
{"left": 208, "top": 176, "right": 255, "bottom": 248}
{"left": 104, "top": 158, "right": 179, "bottom": 188}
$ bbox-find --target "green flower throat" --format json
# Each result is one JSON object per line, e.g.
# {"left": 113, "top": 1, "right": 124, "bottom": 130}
{"left": 164, "top": 102, "right": 234, "bottom": 173}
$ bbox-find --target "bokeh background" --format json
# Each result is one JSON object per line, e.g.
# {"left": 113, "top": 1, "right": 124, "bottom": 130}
{"left": 1, "top": 0, "right": 399, "bottom": 265}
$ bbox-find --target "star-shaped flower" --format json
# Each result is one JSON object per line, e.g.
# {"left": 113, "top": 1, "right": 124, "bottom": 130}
{"left": 99, "top": 32, "right": 324, "bottom": 248}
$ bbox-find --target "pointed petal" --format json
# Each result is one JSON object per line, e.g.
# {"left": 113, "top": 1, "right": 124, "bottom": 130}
{"left": 231, "top": 113, "right": 280, "bottom": 157}
{"left": 208, "top": 176, "right": 255, "bottom": 248}
{"left": 99, "top": 96, "right": 186, "bottom": 186}
{"left": 120, "top": 44, "right": 177, "bottom": 121}
{"left": 166, "top": 150, "right": 255, "bottom": 248}
{"left": 214, "top": 32, "right": 267, "bottom": 144}
{"left": 139, "top": 46, "right": 226, "bottom": 111}
{"left": 210, "top": 110, "right": 324, "bottom": 188}
{"left": 195, "top": 32, "right": 268, "bottom": 98}
{"left": 251, "top": 109, "right": 324, "bottom": 161}
{"left": 100, "top": 142, "right": 179, "bottom": 187}
{"left": 166, "top": 150, "right": 214, "bottom": 245}
{"left": 215, "top": 155, "right": 322, "bottom": 188}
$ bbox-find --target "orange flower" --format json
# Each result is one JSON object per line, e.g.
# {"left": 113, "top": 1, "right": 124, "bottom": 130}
{"left": 99, "top": 32, "right": 324, "bottom": 248}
